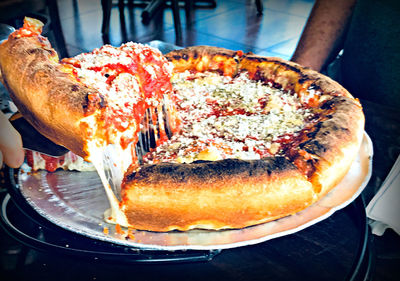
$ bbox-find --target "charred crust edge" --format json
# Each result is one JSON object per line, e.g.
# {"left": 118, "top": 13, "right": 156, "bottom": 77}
{"left": 299, "top": 96, "right": 360, "bottom": 156}
{"left": 166, "top": 46, "right": 240, "bottom": 62}
{"left": 124, "top": 157, "right": 297, "bottom": 184}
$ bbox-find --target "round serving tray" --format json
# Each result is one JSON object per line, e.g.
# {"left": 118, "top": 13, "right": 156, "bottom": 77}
{"left": 7, "top": 133, "right": 373, "bottom": 251}
{"left": 0, "top": 193, "right": 221, "bottom": 263}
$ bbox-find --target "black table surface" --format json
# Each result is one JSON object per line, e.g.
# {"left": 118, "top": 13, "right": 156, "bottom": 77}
{"left": 0, "top": 190, "right": 371, "bottom": 281}
{"left": 1, "top": 43, "right": 400, "bottom": 280}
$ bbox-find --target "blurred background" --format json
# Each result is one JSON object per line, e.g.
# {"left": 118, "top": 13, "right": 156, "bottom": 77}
{"left": 0, "top": 0, "right": 315, "bottom": 58}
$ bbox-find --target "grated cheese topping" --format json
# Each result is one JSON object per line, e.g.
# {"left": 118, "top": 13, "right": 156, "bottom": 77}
{"left": 143, "top": 71, "right": 313, "bottom": 163}
{"left": 64, "top": 43, "right": 173, "bottom": 134}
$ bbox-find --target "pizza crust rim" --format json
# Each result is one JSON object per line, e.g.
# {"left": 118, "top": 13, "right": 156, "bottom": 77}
{"left": 0, "top": 34, "right": 365, "bottom": 232}
{"left": 0, "top": 34, "right": 104, "bottom": 159}
{"left": 122, "top": 157, "right": 315, "bottom": 231}
{"left": 120, "top": 46, "right": 365, "bottom": 231}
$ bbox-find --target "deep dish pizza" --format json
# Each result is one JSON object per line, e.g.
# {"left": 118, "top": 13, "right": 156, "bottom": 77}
{"left": 0, "top": 18, "right": 365, "bottom": 232}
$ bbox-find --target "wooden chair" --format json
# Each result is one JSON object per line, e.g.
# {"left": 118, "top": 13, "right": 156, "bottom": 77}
{"left": 101, "top": 0, "right": 183, "bottom": 43}
{"left": 101, "top": 0, "right": 261, "bottom": 44}
{"left": 101, "top": 0, "right": 221, "bottom": 45}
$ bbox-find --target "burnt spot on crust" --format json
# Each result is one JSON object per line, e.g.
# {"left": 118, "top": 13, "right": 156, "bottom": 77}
{"left": 245, "top": 56, "right": 304, "bottom": 75}
{"left": 71, "top": 84, "right": 79, "bottom": 92}
{"left": 37, "top": 36, "right": 46, "bottom": 44}
{"left": 36, "top": 36, "right": 51, "bottom": 46}
{"left": 26, "top": 46, "right": 57, "bottom": 58}
{"left": 241, "top": 56, "right": 351, "bottom": 100}
{"left": 46, "top": 48, "right": 57, "bottom": 57}
{"left": 165, "top": 46, "right": 241, "bottom": 77}
{"left": 171, "top": 55, "right": 182, "bottom": 61}
{"left": 27, "top": 48, "right": 42, "bottom": 55}
{"left": 321, "top": 99, "right": 334, "bottom": 110}
{"left": 243, "top": 56, "right": 267, "bottom": 64}
{"left": 167, "top": 46, "right": 239, "bottom": 62}
{"left": 269, "top": 59, "right": 303, "bottom": 75}
{"left": 83, "top": 92, "right": 106, "bottom": 115}
{"left": 305, "top": 121, "right": 323, "bottom": 138}
{"left": 241, "top": 56, "right": 314, "bottom": 90}
{"left": 307, "top": 83, "right": 321, "bottom": 91}
{"left": 299, "top": 97, "right": 355, "bottom": 157}
{"left": 125, "top": 157, "right": 297, "bottom": 185}
{"left": 321, "top": 96, "right": 348, "bottom": 110}
{"left": 168, "top": 49, "right": 198, "bottom": 62}
{"left": 283, "top": 95, "right": 362, "bottom": 178}
{"left": 298, "top": 76, "right": 312, "bottom": 85}
{"left": 300, "top": 138, "right": 328, "bottom": 155}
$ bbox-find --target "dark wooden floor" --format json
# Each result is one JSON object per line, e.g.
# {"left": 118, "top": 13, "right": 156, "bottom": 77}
{"left": 57, "top": 0, "right": 314, "bottom": 59}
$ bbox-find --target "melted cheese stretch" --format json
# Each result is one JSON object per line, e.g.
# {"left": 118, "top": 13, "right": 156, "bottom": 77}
{"left": 66, "top": 43, "right": 175, "bottom": 226}
{"left": 64, "top": 42, "right": 174, "bottom": 141}
{"left": 63, "top": 47, "right": 314, "bottom": 226}
{"left": 143, "top": 71, "right": 312, "bottom": 163}
{"left": 87, "top": 145, "right": 129, "bottom": 227}
{"left": 28, "top": 150, "right": 95, "bottom": 172}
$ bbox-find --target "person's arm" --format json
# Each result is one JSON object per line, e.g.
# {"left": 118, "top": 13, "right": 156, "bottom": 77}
{"left": 291, "top": 0, "right": 357, "bottom": 72}
{"left": 0, "top": 111, "right": 24, "bottom": 168}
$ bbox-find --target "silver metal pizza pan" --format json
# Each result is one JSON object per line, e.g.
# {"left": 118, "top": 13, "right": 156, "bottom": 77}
{"left": 16, "top": 133, "right": 373, "bottom": 251}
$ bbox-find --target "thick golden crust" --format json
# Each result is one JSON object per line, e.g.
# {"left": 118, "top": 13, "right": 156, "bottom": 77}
{"left": 0, "top": 33, "right": 103, "bottom": 158}
{"left": 120, "top": 47, "right": 365, "bottom": 231}
{"left": 122, "top": 158, "right": 315, "bottom": 231}
{"left": 300, "top": 96, "right": 365, "bottom": 197}
{"left": 238, "top": 54, "right": 354, "bottom": 98}
{"left": 1, "top": 32, "right": 365, "bottom": 232}
{"left": 238, "top": 55, "right": 365, "bottom": 198}
{"left": 165, "top": 46, "right": 242, "bottom": 76}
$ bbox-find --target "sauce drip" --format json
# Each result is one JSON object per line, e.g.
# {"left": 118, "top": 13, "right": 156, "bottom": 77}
{"left": 62, "top": 43, "right": 179, "bottom": 166}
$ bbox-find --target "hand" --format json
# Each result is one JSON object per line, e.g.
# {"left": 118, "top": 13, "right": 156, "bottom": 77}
{"left": 0, "top": 111, "right": 24, "bottom": 168}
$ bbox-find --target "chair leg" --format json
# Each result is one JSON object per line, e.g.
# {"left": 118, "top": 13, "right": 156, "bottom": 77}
{"left": 101, "top": 0, "right": 113, "bottom": 36}
{"left": 255, "top": 0, "right": 263, "bottom": 15}
{"left": 141, "top": 0, "right": 165, "bottom": 23}
{"left": 46, "top": 0, "right": 69, "bottom": 58}
{"left": 184, "top": 0, "right": 194, "bottom": 27}
{"left": 119, "top": 0, "right": 128, "bottom": 42}
{"left": 171, "top": 0, "right": 182, "bottom": 44}
{"left": 194, "top": 0, "right": 216, "bottom": 9}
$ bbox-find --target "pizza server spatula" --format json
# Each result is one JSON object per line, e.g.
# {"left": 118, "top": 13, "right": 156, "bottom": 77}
{"left": 8, "top": 103, "right": 172, "bottom": 158}
{"left": 9, "top": 112, "right": 69, "bottom": 157}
